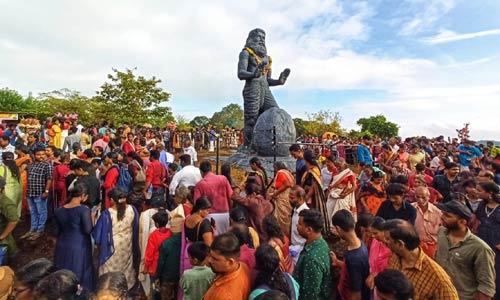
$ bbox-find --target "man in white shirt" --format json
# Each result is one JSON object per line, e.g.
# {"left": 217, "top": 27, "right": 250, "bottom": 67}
{"left": 169, "top": 154, "right": 202, "bottom": 195}
{"left": 288, "top": 185, "right": 309, "bottom": 263}
{"left": 0, "top": 136, "right": 17, "bottom": 165}
{"left": 183, "top": 140, "right": 197, "bottom": 166}
{"left": 388, "top": 137, "right": 399, "bottom": 153}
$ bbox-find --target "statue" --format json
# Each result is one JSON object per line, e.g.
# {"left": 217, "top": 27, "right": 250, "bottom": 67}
{"left": 238, "top": 28, "right": 291, "bottom": 147}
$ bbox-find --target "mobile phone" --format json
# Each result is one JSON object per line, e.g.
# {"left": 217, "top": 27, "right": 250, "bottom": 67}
{"left": 210, "top": 218, "right": 216, "bottom": 227}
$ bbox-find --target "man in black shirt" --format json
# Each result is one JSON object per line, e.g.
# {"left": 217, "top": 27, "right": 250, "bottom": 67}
{"left": 376, "top": 183, "right": 416, "bottom": 224}
{"left": 431, "top": 162, "right": 460, "bottom": 203}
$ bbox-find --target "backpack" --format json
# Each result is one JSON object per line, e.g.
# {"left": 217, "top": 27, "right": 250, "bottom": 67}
{"left": 116, "top": 165, "right": 133, "bottom": 192}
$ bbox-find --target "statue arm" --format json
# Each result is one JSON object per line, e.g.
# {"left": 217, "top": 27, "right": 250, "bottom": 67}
{"left": 267, "top": 68, "right": 291, "bottom": 86}
{"left": 238, "top": 50, "right": 257, "bottom": 80}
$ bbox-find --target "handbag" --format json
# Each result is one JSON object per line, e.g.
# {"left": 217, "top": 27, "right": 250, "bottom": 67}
{"left": 133, "top": 161, "right": 146, "bottom": 183}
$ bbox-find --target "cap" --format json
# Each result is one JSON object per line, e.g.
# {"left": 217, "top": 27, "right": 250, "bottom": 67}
{"left": 437, "top": 200, "right": 472, "bottom": 221}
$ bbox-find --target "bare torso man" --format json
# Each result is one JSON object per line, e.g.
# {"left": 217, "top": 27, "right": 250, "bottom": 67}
{"left": 237, "top": 28, "right": 290, "bottom": 147}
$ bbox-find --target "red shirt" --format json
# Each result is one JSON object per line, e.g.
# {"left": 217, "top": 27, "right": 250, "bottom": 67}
{"left": 122, "top": 141, "right": 135, "bottom": 154}
{"left": 194, "top": 172, "right": 233, "bottom": 213}
{"left": 146, "top": 160, "right": 166, "bottom": 188}
{"left": 145, "top": 228, "right": 172, "bottom": 275}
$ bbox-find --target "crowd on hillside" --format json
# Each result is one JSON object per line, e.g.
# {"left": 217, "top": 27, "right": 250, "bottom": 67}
{"left": 0, "top": 119, "right": 500, "bottom": 300}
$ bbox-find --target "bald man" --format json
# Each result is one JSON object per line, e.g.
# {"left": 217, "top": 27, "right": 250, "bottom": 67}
{"left": 412, "top": 186, "right": 442, "bottom": 258}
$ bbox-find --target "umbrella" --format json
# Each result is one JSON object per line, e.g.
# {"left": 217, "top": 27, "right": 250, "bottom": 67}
{"left": 322, "top": 132, "right": 335, "bottom": 139}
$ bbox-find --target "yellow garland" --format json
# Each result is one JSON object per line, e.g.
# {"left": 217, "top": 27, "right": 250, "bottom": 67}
{"left": 245, "top": 47, "right": 272, "bottom": 75}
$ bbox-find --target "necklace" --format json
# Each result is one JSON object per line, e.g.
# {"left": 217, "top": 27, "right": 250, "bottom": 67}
{"left": 485, "top": 204, "right": 498, "bottom": 218}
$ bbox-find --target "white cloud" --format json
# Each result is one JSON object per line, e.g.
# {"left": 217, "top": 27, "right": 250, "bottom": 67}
{"left": 397, "top": 0, "right": 455, "bottom": 36}
{"left": 0, "top": 0, "right": 499, "bottom": 141}
{"left": 422, "top": 28, "right": 500, "bottom": 44}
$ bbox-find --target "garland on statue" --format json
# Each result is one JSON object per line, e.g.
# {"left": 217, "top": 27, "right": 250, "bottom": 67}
{"left": 245, "top": 47, "right": 272, "bottom": 75}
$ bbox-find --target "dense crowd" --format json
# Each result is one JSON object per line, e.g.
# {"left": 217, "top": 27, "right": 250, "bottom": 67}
{"left": 0, "top": 119, "right": 499, "bottom": 300}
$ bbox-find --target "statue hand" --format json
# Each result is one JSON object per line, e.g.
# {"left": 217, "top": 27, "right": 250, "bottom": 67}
{"left": 279, "top": 68, "right": 291, "bottom": 84}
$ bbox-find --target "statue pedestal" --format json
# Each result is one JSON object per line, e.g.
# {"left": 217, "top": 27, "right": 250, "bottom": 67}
{"left": 251, "top": 107, "right": 296, "bottom": 156}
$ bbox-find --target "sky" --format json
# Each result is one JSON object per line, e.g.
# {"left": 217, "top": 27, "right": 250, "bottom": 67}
{"left": 1, "top": 0, "right": 499, "bottom": 140}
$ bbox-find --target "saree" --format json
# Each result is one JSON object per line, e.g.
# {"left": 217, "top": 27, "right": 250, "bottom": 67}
{"left": 269, "top": 236, "right": 295, "bottom": 274}
{"left": 15, "top": 156, "right": 31, "bottom": 216}
{"left": 301, "top": 166, "right": 331, "bottom": 233}
{"left": 272, "top": 169, "right": 294, "bottom": 237}
{"left": 138, "top": 208, "right": 160, "bottom": 298}
{"left": 360, "top": 181, "right": 385, "bottom": 215}
{"left": 326, "top": 168, "right": 357, "bottom": 221}
{"left": 0, "top": 166, "right": 22, "bottom": 217}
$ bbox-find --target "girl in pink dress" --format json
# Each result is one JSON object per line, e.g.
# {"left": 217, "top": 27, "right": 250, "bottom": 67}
{"left": 366, "top": 216, "right": 392, "bottom": 299}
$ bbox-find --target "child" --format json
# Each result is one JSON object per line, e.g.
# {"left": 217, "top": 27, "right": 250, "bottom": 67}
{"left": 144, "top": 210, "right": 171, "bottom": 276}
{"left": 180, "top": 242, "right": 215, "bottom": 300}
{"left": 156, "top": 213, "right": 183, "bottom": 300}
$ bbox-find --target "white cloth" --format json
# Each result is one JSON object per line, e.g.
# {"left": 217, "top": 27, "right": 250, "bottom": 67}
{"left": 326, "top": 168, "right": 357, "bottom": 222}
{"left": 169, "top": 165, "right": 202, "bottom": 195}
{"left": 390, "top": 144, "right": 400, "bottom": 153}
{"left": 321, "top": 167, "right": 332, "bottom": 190}
{"left": 209, "top": 140, "right": 215, "bottom": 152}
{"left": 290, "top": 202, "right": 308, "bottom": 262}
{"left": 430, "top": 156, "right": 440, "bottom": 169}
{"left": 207, "top": 212, "right": 229, "bottom": 235}
{"left": 183, "top": 146, "right": 198, "bottom": 165}
{"left": 165, "top": 151, "right": 174, "bottom": 164}
{"left": 0, "top": 145, "right": 17, "bottom": 165}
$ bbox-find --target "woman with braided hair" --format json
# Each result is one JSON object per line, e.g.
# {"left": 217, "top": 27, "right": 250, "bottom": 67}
{"left": 249, "top": 244, "right": 299, "bottom": 300}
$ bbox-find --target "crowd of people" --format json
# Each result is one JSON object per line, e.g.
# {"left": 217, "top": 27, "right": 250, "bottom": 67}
{"left": 0, "top": 118, "right": 500, "bottom": 300}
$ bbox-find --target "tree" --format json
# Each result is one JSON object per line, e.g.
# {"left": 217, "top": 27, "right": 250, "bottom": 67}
{"left": 304, "top": 110, "right": 344, "bottom": 137}
{"left": 33, "top": 89, "right": 106, "bottom": 125}
{"left": 293, "top": 118, "right": 308, "bottom": 137}
{"left": 95, "top": 68, "right": 173, "bottom": 126}
{"left": 210, "top": 103, "right": 244, "bottom": 129}
{"left": 176, "top": 114, "right": 192, "bottom": 131}
{"left": 356, "top": 115, "right": 399, "bottom": 139}
{"left": 0, "top": 88, "right": 35, "bottom": 112}
{"left": 190, "top": 116, "right": 210, "bottom": 128}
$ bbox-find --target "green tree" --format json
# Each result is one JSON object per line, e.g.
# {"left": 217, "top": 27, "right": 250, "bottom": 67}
{"left": 34, "top": 89, "right": 106, "bottom": 125}
{"left": 95, "top": 68, "right": 173, "bottom": 126}
{"left": 293, "top": 118, "right": 308, "bottom": 137}
{"left": 190, "top": 116, "right": 210, "bottom": 128}
{"left": 176, "top": 114, "right": 192, "bottom": 131}
{"left": 210, "top": 103, "right": 243, "bottom": 129}
{"left": 304, "top": 110, "right": 344, "bottom": 137}
{"left": 356, "top": 115, "right": 399, "bottom": 139}
{"left": 0, "top": 88, "right": 35, "bottom": 112}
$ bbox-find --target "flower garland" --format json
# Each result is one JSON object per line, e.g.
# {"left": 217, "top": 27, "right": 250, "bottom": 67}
{"left": 245, "top": 47, "right": 272, "bottom": 75}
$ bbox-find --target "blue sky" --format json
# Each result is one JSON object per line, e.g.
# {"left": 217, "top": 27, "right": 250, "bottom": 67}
{"left": 1, "top": 0, "right": 499, "bottom": 139}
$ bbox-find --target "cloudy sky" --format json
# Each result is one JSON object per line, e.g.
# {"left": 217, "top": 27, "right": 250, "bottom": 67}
{"left": 1, "top": 0, "right": 499, "bottom": 139}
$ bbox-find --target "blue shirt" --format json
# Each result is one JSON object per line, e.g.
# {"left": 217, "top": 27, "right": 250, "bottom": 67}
{"left": 296, "top": 158, "right": 306, "bottom": 184}
{"left": 356, "top": 144, "right": 372, "bottom": 166}
{"left": 457, "top": 144, "right": 474, "bottom": 166}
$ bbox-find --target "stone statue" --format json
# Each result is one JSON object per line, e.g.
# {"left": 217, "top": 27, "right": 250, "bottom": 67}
{"left": 238, "top": 28, "right": 291, "bottom": 147}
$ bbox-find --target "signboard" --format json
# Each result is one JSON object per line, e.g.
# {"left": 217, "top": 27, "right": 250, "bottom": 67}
{"left": 0, "top": 113, "right": 19, "bottom": 120}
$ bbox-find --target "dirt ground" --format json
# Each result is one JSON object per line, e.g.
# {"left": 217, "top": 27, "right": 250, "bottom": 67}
{"left": 9, "top": 149, "right": 346, "bottom": 299}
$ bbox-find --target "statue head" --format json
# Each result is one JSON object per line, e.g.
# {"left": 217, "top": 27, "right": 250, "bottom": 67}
{"left": 245, "top": 28, "right": 267, "bottom": 57}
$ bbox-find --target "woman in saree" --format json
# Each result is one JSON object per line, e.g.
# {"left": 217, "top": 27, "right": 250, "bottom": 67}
{"left": 248, "top": 157, "right": 269, "bottom": 195}
{"left": 325, "top": 157, "right": 357, "bottom": 221}
{"left": 0, "top": 152, "right": 22, "bottom": 214}
{"left": 300, "top": 149, "right": 331, "bottom": 232}
{"left": 262, "top": 215, "right": 294, "bottom": 273}
{"left": 359, "top": 171, "right": 386, "bottom": 215}
{"left": 268, "top": 161, "right": 295, "bottom": 237}
{"left": 15, "top": 144, "right": 31, "bottom": 216}
{"left": 92, "top": 188, "right": 139, "bottom": 290}
{"left": 378, "top": 144, "right": 397, "bottom": 180}
{"left": 51, "top": 119, "right": 62, "bottom": 149}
